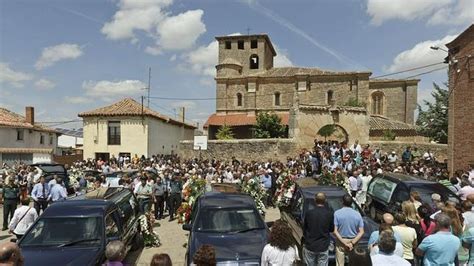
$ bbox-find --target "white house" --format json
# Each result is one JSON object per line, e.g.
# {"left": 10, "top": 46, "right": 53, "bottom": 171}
{"left": 78, "top": 98, "right": 196, "bottom": 160}
{"left": 0, "top": 107, "right": 60, "bottom": 165}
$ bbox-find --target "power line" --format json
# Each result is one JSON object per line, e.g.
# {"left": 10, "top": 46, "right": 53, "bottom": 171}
{"left": 403, "top": 66, "right": 448, "bottom": 79}
{"left": 372, "top": 62, "right": 445, "bottom": 79}
{"left": 38, "top": 119, "right": 82, "bottom": 124}
{"left": 148, "top": 101, "right": 197, "bottom": 125}
{"left": 148, "top": 101, "right": 178, "bottom": 118}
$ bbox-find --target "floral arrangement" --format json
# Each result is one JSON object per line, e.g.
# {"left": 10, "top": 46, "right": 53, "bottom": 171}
{"left": 177, "top": 177, "right": 207, "bottom": 224}
{"left": 68, "top": 168, "right": 83, "bottom": 190}
{"left": 241, "top": 176, "right": 266, "bottom": 216}
{"left": 318, "top": 170, "right": 351, "bottom": 193}
{"left": 139, "top": 213, "right": 161, "bottom": 247}
{"left": 273, "top": 172, "right": 296, "bottom": 207}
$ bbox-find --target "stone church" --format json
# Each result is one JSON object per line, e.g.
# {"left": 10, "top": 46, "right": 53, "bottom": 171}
{"left": 204, "top": 34, "right": 420, "bottom": 147}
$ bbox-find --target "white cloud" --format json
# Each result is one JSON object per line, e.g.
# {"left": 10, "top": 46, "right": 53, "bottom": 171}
{"left": 366, "top": 0, "right": 473, "bottom": 26}
{"left": 83, "top": 80, "right": 147, "bottom": 101}
{"left": 157, "top": 10, "right": 206, "bottom": 50}
{"left": 35, "top": 43, "right": 83, "bottom": 70}
{"left": 273, "top": 45, "right": 293, "bottom": 67}
{"left": 64, "top": 96, "right": 90, "bottom": 104}
{"left": 34, "top": 78, "right": 56, "bottom": 90}
{"left": 384, "top": 34, "right": 457, "bottom": 73}
{"left": 184, "top": 40, "right": 219, "bottom": 77}
{"left": 170, "top": 100, "right": 197, "bottom": 110}
{"left": 428, "top": 0, "right": 474, "bottom": 26}
{"left": 145, "top": 46, "right": 162, "bottom": 55}
{"left": 0, "top": 62, "right": 33, "bottom": 88}
{"left": 101, "top": 6, "right": 166, "bottom": 41}
{"left": 102, "top": 0, "right": 206, "bottom": 52}
{"left": 170, "top": 54, "right": 177, "bottom": 62}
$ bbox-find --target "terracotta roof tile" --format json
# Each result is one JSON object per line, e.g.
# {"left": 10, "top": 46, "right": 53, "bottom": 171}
{"left": 369, "top": 115, "right": 417, "bottom": 132}
{"left": 204, "top": 112, "right": 289, "bottom": 127}
{"left": 0, "top": 107, "right": 58, "bottom": 133}
{"left": 78, "top": 98, "right": 196, "bottom": 129}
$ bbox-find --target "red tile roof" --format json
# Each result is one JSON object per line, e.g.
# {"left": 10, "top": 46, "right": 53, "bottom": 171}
{"left": 78, "top": 98, "right": 196, "bottom": 129}
{"left": 0, "top": 107, "right": 58, "bottom": 133}
{"left": 204, "top": 112, "right": 289, "bottom": 127}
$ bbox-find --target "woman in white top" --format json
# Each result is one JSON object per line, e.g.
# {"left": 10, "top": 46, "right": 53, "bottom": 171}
{"left": 9, "top": 198, "right": 38, "bottom": 239}
{"left": 261, "top": 220, "right": 299, "bottom": 266}
{"left": 392, "top": 213, "right": 417, "bottom": 265}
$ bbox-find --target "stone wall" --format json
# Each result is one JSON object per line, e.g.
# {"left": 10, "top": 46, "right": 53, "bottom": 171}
{"left": 178, "top": 139, "right": 299, "bottom": 161}
{"left": 294, "top": 107, "right": 370, "bottom": 148}
{"left": 369, "top": 80, "right": 418, "bottom": 124}
{"left": 178, "top": 138, "right": 448, "bottom": 163}
{"left": 368, "top": 141, "right": 448, "bottom": 162}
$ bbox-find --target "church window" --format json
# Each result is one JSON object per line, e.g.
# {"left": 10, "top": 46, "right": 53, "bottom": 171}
{"left": 274, "top": 92, "right": 281, "bottom": 106}
{"left": 372, "top": 92, "right": 384, "bottom": 115}
{"left": 225, "top": 41, "right": 231, "bottom": 49}
{"left": 327, "top": 90, "right": 334, "bottom": 105}
{"left": 251, "top": 40, "right": 258, "bottom": 49}
{"left": 250, "top": 55, "right": 259, "bottom": 69}
{"left": 237, "top": 93, "right": 243, "bottom": 107}
{"left": 238, "top": 40, "right": 244, "bottom": 49}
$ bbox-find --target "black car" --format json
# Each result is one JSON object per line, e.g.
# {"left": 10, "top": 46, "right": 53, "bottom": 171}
{"left": 280, "top": 178, "right": 378, "bottom": 263}
{"left": 366, "top": 173, "right": 460, "bottom": 221}
{"left": 19, "top": 187, "right": 143, "bottom": 266}
{"left": 31, "top": 163, "right": 71, "bottom": 192}
{"left": 182, "top": 192, "right": 268, "bottom": 265}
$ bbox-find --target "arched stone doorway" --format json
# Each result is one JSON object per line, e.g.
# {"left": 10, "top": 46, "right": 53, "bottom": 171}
{"left": 317, "top": 124, "right": 349, "bottom": 143}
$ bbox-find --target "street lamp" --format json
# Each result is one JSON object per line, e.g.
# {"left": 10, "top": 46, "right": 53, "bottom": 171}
{"left": 430, "top": 46, "right": 449, "bottom": 53}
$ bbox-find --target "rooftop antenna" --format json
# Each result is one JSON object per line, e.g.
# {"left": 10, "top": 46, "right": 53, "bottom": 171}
{"left": 246, "top": 27, "right": 251, "bottom": 35}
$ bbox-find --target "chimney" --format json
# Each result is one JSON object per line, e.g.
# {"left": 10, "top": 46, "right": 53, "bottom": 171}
{"left": 25, "top": 106, "right": 34, "bottom": 125}
{"left": 179, "top": 107, "right": 185, "bottom": 123}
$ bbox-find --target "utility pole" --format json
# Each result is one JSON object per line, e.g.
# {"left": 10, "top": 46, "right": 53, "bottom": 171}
{"left": 140, "top": 95, "right": 145, "bottom": 126}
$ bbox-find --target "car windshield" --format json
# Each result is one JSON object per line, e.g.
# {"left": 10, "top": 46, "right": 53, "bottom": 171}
{"left": 20, "top": 217, "right": 103, "bottom": 247}
{"left": 410, "top": 185, "right": 459, "bottom": 204}
{"left": 194, "top": 208, "right": 264, "bottom": 233}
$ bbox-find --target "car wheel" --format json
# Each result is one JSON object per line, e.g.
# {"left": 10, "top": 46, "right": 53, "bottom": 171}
{"left": 369, "top": 205, "right": 377, "bottom": 221}
{"left": 131, "top": 233, "right": 144, "bottom": 251}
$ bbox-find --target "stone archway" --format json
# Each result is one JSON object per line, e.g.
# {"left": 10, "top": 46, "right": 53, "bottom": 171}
{"left": 317, "top": 124, "right": 349, "bottom": 143}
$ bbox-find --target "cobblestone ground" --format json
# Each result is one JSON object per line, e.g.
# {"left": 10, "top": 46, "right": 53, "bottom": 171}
{"left": 0, "top": 206, "right": 281, "bottom": 266}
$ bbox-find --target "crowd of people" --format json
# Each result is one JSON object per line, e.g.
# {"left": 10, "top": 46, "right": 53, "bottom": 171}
{"left": 1, "top": 139, "right": 474, "bottom": 265}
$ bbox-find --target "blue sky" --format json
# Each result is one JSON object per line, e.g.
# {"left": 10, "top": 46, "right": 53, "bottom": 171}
{"left": 0, "top": 0, "right": 472, "bottom": 129}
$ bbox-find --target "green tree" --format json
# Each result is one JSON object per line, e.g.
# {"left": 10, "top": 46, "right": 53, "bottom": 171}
{"left": 416, "top": 82, "right": 448, "bottom": 144}
{"left": 382, "top": 129, "right": 396, "bottom": 141}
{"left": 317, "top": 124, "right": 336, "bottom": 141}
{"left": 254, "top": 112, "right": 286, "bottom": 138}
{"left": 216, "top": 125, "right": 234, "bottom": 140}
